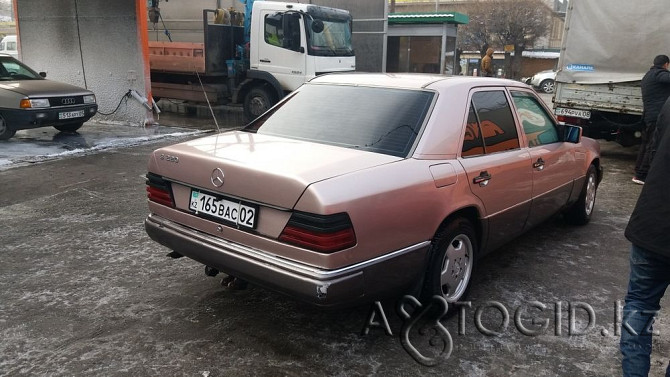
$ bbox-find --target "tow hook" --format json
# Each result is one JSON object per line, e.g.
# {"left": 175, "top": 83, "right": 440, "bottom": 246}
{"left": 205, "top": 266, "right": 219, "bottom": 277}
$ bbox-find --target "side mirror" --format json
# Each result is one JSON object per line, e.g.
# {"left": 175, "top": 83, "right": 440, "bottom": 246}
{"left": 311, "top": 19, "right": 324, "bottom": 34}
{"left": 39, "top": 72, "right": 46, "bottom": 78}
{"left": 564, "top": 124, "right": 582, "bottom": 143}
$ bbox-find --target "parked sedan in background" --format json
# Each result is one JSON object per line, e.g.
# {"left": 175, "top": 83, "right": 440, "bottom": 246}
{"left": 145, "top": 74, "right": 602, "bottom": 309}
{"left": 0, "top": 55, "right": 97, "bottom": 140}
{"left": 528, "top": 69, "right": 557, "bottom": 94}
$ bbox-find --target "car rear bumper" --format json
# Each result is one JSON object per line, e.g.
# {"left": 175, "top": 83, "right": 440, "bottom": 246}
{"left": 145, "top": 213, "right": 431, "bottom": 308}
{"left": 1, "top": 104, "right": 98, "bottom": 131}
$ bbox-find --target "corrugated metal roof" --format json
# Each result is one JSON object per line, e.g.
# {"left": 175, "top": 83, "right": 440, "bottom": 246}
{"left": 388, "top": 12, "right": 469, "bottom": 25}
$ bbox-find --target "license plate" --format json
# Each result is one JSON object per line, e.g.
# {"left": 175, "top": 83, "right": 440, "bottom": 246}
{"left": 58, "top": 110, "right": 84, "bottom": 120}
{"left": 555, "top": 107, "right": 591, "bottom": 119}
{"left": 189, "top": 190, "right": 257, "bottom": 229}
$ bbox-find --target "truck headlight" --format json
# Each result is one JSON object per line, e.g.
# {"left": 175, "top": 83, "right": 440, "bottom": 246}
{"left": 83, "top": 94, "right": 96, "bottom": 104}
{"left": 20, "top": 98, "right": 50, "bottom": 108}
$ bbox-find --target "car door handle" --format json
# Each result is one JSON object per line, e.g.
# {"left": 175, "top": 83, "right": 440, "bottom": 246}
{"left": 533, "top": 158, "right": 545, "bottom": 171}
{"left": 260, "top": 58, "right": 271, "bottom": 63}
{"left": 473, "top": 171, "right": 491, "bottom": 187}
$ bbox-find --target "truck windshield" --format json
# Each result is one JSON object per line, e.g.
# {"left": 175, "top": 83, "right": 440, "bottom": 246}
{"left": 244, "top": 84, "right": 434, "bottom": 157}
{"left": 305, "top": 10, "right": 353, "bottom": 57}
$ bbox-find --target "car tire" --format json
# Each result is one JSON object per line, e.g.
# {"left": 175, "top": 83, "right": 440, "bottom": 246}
{"left": 564, "top": 164, "right": 598, "bottom": 225}
{"left": 0, "top": 116, "right": 16, "bottom": 140}
{"left": 244, "top": 86, "right": 276, "bottom": 122}
{"left": 54, "top": 122, "right": 83, "bottom": 133}
{"left": 540, "top": 79, "right": 555, "bottom": 94}
{"left": 423, "top": 218, "right": 477, "bottom": 311}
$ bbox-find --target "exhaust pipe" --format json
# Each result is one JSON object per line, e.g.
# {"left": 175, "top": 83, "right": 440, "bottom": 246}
{"left": 205, "top": 266, "right": 219, "bottom": 277}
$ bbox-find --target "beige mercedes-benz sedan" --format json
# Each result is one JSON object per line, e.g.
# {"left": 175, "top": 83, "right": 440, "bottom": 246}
{"left": 145, "top": 73, "right": 602, "bottom": 308}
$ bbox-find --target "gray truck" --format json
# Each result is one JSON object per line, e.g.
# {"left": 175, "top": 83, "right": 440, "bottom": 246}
{"left": 553, "top": 0, "right": 669, "bottom": 146}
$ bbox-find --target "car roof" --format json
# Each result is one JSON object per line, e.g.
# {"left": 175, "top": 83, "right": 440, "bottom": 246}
{"left": 309, "top": 72, "right": 528, "bottom": 91}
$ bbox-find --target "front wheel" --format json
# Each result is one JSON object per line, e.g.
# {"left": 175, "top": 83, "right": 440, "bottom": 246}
{"left": 243, "top": 86, "right": 276, "bottom": 122}
{"left": 0, "top": 115, "right": 16, "bottom": 140}
{"left": 423, "top": 218, "right": 477, "bottom": 308}
{"left": 540, "top": 79, "right": 555, "bottom": 94}
{"left": 564, "top": 164, "right": 598, "bottom": 225}
{"left": 54, "top": 122, "right": 83, "bottom": 133}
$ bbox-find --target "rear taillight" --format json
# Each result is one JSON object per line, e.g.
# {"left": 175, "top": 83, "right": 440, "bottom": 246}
{"left": 556, "top": 115, "right": 586, "bottom": 126}
{"left": 279, "top": 212, "right": 357, "bottom": 253}
{"left": 146, "top": 172, "right": 174, "bottom": 207}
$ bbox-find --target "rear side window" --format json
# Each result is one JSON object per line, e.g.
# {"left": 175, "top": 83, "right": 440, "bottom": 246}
{"left": 461, "top": 90, "right": 520, "bottom": 156}
{"left": 462, "top": 104, "right": 485, "bottom": 157}
{"left": 246, "top": 84, "right": 434, "bottom": 157}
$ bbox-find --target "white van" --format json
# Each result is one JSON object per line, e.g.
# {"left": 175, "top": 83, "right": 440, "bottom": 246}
{"left": 0, "top": 35, "right": 18, "bottom": 60}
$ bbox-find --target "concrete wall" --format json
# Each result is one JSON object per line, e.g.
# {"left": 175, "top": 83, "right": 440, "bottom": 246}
{"left": 151, "top": 0, "right": 388, "bottom": 72}
{"left": 16, "top": 0, "right": 151, "bottom": 126}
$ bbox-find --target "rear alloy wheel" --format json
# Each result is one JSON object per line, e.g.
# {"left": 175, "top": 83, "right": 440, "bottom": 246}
{"left": 540, "top": 79, "right": 555, "bottom": 94}
{"left": 564, "top": 164, "right": 598, "bottom": 225}
{"left": 54, "top": 122, "right": 83, "bottom": 133}
{"left": 0, "top": 116, "right": 16, "bottom": 140}
{"left": 424, "top": 218, "right": 477, "bottom": 309}
{"left": 244, "top": 86, "right": 276, "bottom": 121}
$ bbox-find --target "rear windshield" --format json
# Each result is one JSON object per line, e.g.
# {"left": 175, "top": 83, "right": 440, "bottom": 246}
{"left": 245, "top": 84, "right": 434, "bottom": 157}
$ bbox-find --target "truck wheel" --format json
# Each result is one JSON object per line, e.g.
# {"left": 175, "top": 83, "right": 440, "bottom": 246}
{"left": 616, "top": 130, "right": 638, "bottom": 147}
{"left": 540, "top": 79, "right": 555, "bottom": 93}
{"left": 244, "top": 87, "right": 276, "bottom": 121}
{"left": 0, "top": 116, "right": 16, "bottom": 140}
{"left": 54, "top": 122, "right": 83, "bottom": 133}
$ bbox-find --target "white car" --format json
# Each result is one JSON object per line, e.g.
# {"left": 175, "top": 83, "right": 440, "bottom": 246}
{"left": 529, "top": 69, "right": 556, "bottom": 94}
{"left": 0, "top": 35, "right": 18, "bottom": 60}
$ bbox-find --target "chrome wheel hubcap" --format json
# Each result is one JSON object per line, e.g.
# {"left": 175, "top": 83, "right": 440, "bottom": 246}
{"left": 585, "top": 172, "right": 596, "bottom": 216}
{"left": 440, "top": 234, "right": 473, "bottom": 302}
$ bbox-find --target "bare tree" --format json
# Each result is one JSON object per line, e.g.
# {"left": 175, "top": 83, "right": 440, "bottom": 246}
{"left": 458, "top": 0, "right": 551, "bottom": 79}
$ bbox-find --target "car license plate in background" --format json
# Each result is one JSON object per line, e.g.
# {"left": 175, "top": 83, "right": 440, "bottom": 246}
{"left": 555, "top": 107, "right": 591, "bottom": 119}
{"left": 189, "top": 190, "right": 257, "bottom": 229}
{"left": 58, "top": 110, "right": 84, "bottom": 120}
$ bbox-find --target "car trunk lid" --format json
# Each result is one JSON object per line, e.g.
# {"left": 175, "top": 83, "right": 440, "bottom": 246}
{"left": 149, "top": 131, "right": 401, "bottom": 209}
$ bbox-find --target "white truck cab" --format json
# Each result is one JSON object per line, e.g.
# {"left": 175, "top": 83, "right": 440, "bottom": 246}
{"left": 249, "top": 1, "right": 355, "bottom": 92}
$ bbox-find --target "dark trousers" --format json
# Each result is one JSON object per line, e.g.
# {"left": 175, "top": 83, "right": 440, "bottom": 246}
{"left": 620, "top": 244, "right": 670, "bottom": 376}
{"left": 634, "top": 122, "right": 657, "bottom": 180}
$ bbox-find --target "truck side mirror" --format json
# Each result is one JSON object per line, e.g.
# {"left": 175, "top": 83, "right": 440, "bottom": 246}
{"left": 311, "top": 19, "right": 324, "bottom": 33}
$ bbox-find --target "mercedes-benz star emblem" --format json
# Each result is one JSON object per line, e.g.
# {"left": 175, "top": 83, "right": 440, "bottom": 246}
{"left": 210, "top": 168, "right": 225, "bottom": 187}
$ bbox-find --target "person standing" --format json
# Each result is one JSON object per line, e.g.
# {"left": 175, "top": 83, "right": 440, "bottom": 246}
{"left": 481, "top": 48, "right": 494, "bottom": 77}
{"left": 620, "top": 95, "right": 670, "bottom": 376}
{"left": 633, "top": 54, "right": 670, "bottom": 184}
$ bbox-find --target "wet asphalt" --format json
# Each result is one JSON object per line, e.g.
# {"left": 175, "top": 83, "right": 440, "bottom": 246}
{"left": 0, "top": 97, "right": 668, "bottom": 376}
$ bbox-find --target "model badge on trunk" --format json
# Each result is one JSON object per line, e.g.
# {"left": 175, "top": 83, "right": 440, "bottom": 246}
{"left": 211, "top": 168, "right": 225, "bottom": 187}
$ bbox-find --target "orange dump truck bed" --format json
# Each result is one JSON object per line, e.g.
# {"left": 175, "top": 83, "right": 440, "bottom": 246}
{"left": 149, "top": 41, "right": 206, "bottom": 74}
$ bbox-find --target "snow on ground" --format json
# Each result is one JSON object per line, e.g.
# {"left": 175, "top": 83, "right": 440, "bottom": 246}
{"left": 0, "top": 121, "right": 207, "bottom": 170}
